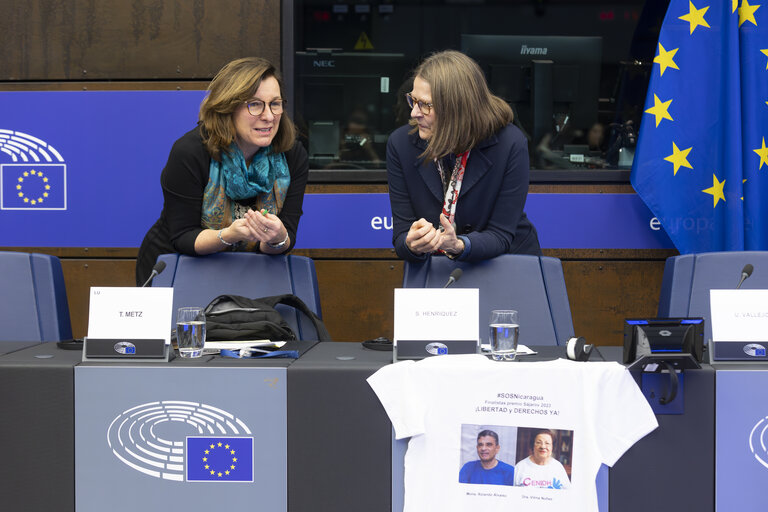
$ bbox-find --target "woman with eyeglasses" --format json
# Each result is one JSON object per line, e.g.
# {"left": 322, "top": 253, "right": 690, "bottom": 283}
{"left": 387, "top": 50, "right": 541, "bottom": 262}
{"left": 136, "top": 57, "right": 308, "bottom": 285}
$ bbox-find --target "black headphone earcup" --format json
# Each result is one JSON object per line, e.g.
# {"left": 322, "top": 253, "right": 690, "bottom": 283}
{"left": 566, "top": 337, "right": 592, "bottom": 361}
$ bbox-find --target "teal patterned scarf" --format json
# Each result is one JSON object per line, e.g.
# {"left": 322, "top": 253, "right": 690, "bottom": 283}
{"left": 202, "top": 143, "right": 290, "bottom": 238}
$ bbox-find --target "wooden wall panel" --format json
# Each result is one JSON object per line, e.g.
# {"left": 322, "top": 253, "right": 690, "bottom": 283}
{"left": 60, "top": 259, "right": 137, "bottom": 339}
{"left": 0, "top": 0, "right": 280, "bottom": 80}
{"left": 563, "top": 260, "right": 666, "bottom": 346}
{"left": 313, "top": 259, "right": 404, "bottom": 343}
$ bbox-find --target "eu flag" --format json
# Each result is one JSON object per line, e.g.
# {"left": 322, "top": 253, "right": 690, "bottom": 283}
{"left": 631, "top": 0, "right": 768, "bottom": 253}
{"left": 186, "top": 437, "right": 254, "bottom": 482}
{"left": 0, "top": 163, "right": 66, "bottom": 210}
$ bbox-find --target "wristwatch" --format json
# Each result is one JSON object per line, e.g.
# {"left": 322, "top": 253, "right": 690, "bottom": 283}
{"left": 266, "top": 233, "right": 289, "bottom": 249}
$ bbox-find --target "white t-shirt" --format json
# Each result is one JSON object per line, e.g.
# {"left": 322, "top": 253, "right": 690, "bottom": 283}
{"left": 367, "top": 355, "right": 657, "bottom": 512}
{"left": 514, "top": 456, "right": 571, "bottom": 489}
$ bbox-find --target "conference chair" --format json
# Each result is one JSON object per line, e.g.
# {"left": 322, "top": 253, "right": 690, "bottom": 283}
{"left": 0, "top": 251, "right": 72, "bottom": 342}
{"left": 402, "top": 254, "right": 575, "bottom": 346}
{"left": 152, "top": 253, "right": 324, "bottom": 340}
{"left": 657, "top": 251, "right": 768, "bottom": 343}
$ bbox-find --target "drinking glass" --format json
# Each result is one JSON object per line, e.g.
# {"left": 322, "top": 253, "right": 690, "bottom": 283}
{"left": 176, "top": 307, "right": 206, "bottom": 358}
{"left": 489, "top": 310, "right": 519, "bottom": 361}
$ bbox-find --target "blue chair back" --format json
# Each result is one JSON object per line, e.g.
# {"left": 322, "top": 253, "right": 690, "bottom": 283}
{"left": 658, "top": 251, "right": 768, "bottom": 342}
{"left": 0, "top": 251, "right": 72, "bottom": 341}
{"left": 402, "top": 255, "right": 574, "bottom": 346}
{"left": 152, "top": 253, "right": 323, "bottom": 340}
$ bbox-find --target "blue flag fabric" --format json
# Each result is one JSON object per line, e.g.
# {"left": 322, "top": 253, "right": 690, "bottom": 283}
{"left": 631, "top": 0, "right": 768, "bottom": 253}
{"left": 186, "top": 437, "right": 254, "bottom": 482}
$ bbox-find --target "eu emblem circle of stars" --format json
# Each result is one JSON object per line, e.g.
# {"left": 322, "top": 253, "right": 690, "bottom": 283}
{"left": 16, "top": 169, "right": 51, "bottom": 206}
{"left": 201, "top": 441, "right": 239, "bottom": 478}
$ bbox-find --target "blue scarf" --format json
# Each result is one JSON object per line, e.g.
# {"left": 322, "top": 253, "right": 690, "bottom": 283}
{"left": 202, "top": 144, "right": 290, "bottom": 241}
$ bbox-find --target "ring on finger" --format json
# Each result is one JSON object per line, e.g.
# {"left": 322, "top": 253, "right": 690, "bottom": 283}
{"left": 263, "top": 228, "right": 269, "bottom": 233}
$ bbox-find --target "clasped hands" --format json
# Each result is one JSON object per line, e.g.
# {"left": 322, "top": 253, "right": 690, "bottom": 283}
{"left": 221, "top": 209, "right": 288, "bottom": 246}
{"left": 405, "top": 214, "right": 464, "bottom": 256}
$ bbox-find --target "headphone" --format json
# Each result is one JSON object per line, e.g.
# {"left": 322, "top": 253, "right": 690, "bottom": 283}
{"left": 566, "top": 337, "right": 593, "bottom": 361}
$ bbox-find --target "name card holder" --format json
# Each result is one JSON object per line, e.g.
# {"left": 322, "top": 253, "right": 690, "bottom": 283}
{"left": 82, "top": 338, "right": 170, "bottom": 362}
{"left": 82, "top": 287, "right": 173, "bottom": 363}
{"left": 710, "top": 289, "right": 768, "bottom": 363}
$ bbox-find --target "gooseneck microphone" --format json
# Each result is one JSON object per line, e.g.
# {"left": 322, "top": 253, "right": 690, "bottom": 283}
{"left": 443, "top": 268, "right": 463, "bottom": 288}
{"left": 141, "top": 261, "right": 167, "bottom": 288}
{"left": 736, "top": 263, "right": 754, "bottom": 289}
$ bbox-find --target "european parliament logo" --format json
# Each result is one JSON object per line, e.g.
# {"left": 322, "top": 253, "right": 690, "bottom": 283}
{"left": 187, "top": 437, "right": 254, "bottom": 482}
{"left": 0, "top": 129, "right": 67, "bottom": 210}
{"left": 749, "top": 416, "right": 768, "bottom": 470}
{"left": 107, "top": 401, "right": 254, "bottom": 483}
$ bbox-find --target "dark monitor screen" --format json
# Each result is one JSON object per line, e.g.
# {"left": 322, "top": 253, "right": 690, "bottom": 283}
{"left": 461, "top": 34, "right": 602, "bottom": 150}
{"left": 294, "top": 51, "right": 412, "bottom": 169}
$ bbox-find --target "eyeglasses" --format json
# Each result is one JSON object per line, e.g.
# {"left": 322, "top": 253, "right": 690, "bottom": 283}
{"left": 405, "top": 93, "right": 433, "bottom": 115}
{"left": 245, "top": 99, "right": 286, "bottom": 116}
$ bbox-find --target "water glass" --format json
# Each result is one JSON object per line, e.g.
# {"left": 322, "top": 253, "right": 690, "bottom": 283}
{"left": 177, "top": 307, "right": 206, "bottom": 358}
{"left": 489, "top": 310, "right": 520, "bottom": 361}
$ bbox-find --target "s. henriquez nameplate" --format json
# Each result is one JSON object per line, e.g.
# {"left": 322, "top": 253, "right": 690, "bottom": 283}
{"left": 393, "top": 288, "right": 479, "bottom": 361}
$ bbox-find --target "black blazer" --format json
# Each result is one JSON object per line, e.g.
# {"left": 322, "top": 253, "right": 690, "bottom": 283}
{"left": 386, "top": 123, "right": 541, "bottom": 261}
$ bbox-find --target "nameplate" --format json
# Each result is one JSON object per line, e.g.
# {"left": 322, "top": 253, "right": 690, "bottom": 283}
{"left": 393, "top": 288, "right": 478, "bottom": 360}
{"left": 87, "top": 287, "right": 173, "bottom": 344}
{"left": 710, "top": 290, "right": 768, "bottom": 362}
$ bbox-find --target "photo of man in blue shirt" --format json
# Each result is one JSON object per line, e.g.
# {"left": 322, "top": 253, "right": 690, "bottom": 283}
{"left": 458, "top": 430, "right": 515, "bottom": 486}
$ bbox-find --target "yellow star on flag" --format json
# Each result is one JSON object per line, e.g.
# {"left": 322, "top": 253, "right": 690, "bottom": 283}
{"left": 654, "top": 43, "right": 680, "bottom": 76}
{"left": 738, "top": 0, "right": 760, "bottom": 26}
{"left": 702, "top": 173, "right": 726, "bottom": 207}
{"left": 733, "top": 0, "right": 739, "bottom": 11}
{"left": 761, "top": 49, "right": 768, "bottom": 70}
{"left": 679, "top": 2, "right": 711, "bottom": 34}
{"left": 664, "top": 142, "right": 693, "bottom": 175}
{"left": 755, "top": 137, "right": 768, "bottom": 170}
{"left": 645, "top": 94, "right": 674, "bottom": 127}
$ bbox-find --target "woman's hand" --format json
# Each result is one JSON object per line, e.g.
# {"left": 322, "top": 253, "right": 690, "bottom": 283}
{"left": 405, "top": 218, "right": 444, "bottom": 255}
{"left": 243, "top": 209, "right": 288, "bottom": 245}
{"left": 437, "top": 214, "right": 465, "bottom": 256}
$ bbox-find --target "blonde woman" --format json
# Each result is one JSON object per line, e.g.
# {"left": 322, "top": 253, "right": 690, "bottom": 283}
{"left": 137, "top": 57, "right": 308, "bottom": 285}
{"left": 387, "top": 50, "right": 540, "bottom": 262}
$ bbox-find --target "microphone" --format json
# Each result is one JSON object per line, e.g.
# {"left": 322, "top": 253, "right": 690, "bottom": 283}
{"left": 141, "top": 261, "right": 167, "bottom": 288}
{"left": 736, "top": 263, "right": 754, "bottom": 289}
{"left": 443, "top": 268, "right": 463, "bottom": 288}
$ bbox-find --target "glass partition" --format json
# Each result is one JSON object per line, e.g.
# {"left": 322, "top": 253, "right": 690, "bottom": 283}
{"left": 291, "top": 0, "right": 664, "bottom": 172}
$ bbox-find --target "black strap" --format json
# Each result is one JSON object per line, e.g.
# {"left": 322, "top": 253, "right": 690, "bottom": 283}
{"left": 260, "top": 294, "right": 332, "bottom": 342}
{"left": 658, "top": 361, "right": 679, "bottom": 405}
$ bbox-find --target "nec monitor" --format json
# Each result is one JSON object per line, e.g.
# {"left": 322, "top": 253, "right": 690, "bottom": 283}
{"left": 294, "top": 51, "right": 411, "bottom": 168}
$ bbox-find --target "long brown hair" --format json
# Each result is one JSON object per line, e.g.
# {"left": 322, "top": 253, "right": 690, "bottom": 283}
{"left": 199, "top": 57, "right": 296, "bottom": 160}
{"left": 410, "top": 50, "right": 513, "bottom": 161}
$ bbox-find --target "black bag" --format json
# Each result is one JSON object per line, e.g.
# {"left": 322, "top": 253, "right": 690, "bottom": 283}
{"left": 203, "top": 294, "right": 331, "bottom": 342}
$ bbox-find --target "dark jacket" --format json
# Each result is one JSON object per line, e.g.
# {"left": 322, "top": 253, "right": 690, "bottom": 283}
{"left": 386, "top": 123, "right": 541, "bottom": 262}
